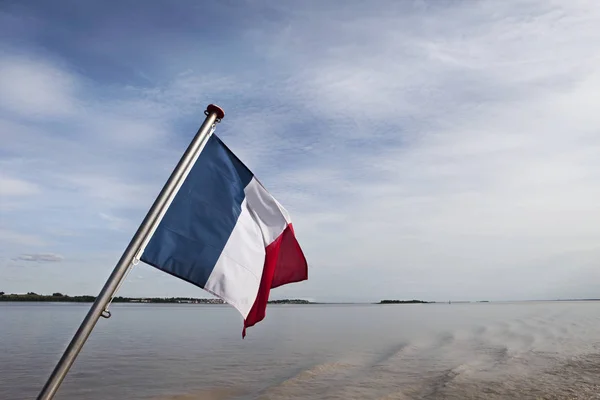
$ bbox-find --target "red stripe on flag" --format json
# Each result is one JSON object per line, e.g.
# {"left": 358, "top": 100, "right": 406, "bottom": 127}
{"left": 243, "top": 223, "right": 308, "bottom": 338}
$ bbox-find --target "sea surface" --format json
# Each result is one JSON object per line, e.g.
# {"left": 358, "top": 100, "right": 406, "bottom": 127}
{"left": 1, "top": 301, "right": 599, "bottom": 400}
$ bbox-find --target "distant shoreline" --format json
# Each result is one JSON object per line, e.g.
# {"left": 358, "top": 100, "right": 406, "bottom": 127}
{"left": 1, "top": 293, "right": 598, "bottom": 304}
{"left": 0, "top": 293, "right": 313, "bottom": 304}
{"left": 1, "top": 293, "right": 433, "bottom": 305}
{"left": 378, "top": 300, "right": 431, "bottom": 304}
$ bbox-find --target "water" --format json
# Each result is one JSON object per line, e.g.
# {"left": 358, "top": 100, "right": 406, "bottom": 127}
{"left": 1, "top": 302, "right": 599, "bottom": 400}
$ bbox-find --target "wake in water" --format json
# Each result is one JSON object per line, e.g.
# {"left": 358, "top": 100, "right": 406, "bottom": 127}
{"left": 154, "top": 388, "right": 241, "bottom": 400}
{"left": 232, "top": 312, "right": 600, "bottom": 400}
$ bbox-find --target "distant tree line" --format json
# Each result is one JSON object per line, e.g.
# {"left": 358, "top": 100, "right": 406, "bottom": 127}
{"left": 0, "top": 292, "right": 313, "bottom": 304}
{"left": 268, "top": 299, "right": 312, "bottom": 304}
{"left": 0, "top": 292, "right": 224, "bottom": 303}
{"left": 378, "top": 299, "right": 431, "bottom": 304}
{"left": 0, "top": 292, "right": 101, "bottom": 302}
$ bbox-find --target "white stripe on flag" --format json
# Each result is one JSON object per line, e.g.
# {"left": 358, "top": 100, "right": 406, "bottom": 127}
{"left": 204, "top": 196, "right": 265, "bottom": 318}
{"left": 244, "top": 178, "right": 290, "bottom": 246}
{"left": 204, "top": 177, "right": 294, "bottom": 318}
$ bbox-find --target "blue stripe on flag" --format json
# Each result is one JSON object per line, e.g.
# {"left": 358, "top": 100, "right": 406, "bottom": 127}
{"left": 140, "top": 134, "right": 254, "bottom": 288}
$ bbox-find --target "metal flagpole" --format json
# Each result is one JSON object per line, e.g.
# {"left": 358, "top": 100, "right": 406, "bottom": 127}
{"left": 37, "top": 104, "right": 226, "bottom": 400}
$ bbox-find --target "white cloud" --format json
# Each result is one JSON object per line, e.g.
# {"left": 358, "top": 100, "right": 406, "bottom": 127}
{"left": 99, "top": 212, "right": 134, "bottom": 231}
{"left": 63, "top": 174, "right": 158, "bottom": 210}
{"left": 14, "top": 253, "right": 63, "bottom": 262}
{"left": 0, "top": 54, "right": 79, "bottom": 118}
{"left": 0, "top": 174, "right": 39, "bottom": 196}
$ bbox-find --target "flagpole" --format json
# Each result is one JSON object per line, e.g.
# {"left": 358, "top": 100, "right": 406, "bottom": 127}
{"left": 37, "top": 104, "right": 226, "bottom": 400}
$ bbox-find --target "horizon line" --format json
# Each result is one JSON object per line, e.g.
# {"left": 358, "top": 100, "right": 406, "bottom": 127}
{"left": 1, "top": 292, "right": 599, "bottom": 304}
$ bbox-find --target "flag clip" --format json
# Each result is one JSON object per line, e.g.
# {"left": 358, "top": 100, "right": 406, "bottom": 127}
{"left": 205, "top": 110, "right": 222, "bottom": 124}
{"left": 100, "top": 309, "right": 111, "bottom": 319}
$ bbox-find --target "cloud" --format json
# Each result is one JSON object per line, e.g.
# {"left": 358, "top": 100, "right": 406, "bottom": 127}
{"left": 0, "top": 53, "right": 236, "bottom": 241}
{"left": 63, "top": 174, "right": 158, "bottom": 210}
{"left": 0, "top": 174, "right": 39, "bottom": 196}
{"left": 99, "top": 212, "right": 134, "bottom": 232}
{"left": 14, "top": 253, "right": 64, "bottom": 262}
{"left": 0, "top": 53, "right": 79, "bottom": 118}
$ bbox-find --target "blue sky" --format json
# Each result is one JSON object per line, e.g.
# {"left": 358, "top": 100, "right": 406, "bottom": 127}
{"left": 1, "top": 0, "right": 600, "bottom": 302}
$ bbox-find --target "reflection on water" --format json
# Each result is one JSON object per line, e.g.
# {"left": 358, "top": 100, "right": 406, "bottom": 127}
{"left": 1, "top": 301, "right": 599, "bottom": 399}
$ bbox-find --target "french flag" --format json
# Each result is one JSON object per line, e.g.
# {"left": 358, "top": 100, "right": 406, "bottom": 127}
{"left": 139, "top": 134, "right": 308, "bottom": 337}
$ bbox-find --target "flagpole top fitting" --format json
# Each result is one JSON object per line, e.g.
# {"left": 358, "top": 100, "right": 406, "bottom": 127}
{"left": 205, "top": 104, "right": 225, "bottom": 122}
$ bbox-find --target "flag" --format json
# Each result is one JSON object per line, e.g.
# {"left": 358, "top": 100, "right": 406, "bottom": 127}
{"left": 139, "top": 134, "right": 308, "bottom": 337}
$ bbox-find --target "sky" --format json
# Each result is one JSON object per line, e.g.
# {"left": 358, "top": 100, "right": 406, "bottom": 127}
{"left": 1, "top": 0, "right": 600, "bottom": 303}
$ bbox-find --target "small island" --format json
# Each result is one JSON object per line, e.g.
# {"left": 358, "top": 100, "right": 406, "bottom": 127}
{"left": 378, "top": 299, "right": 432, "bottom": 304}
{"left": 0, "top": 292, "right": 313, "bottom": 305}
{"left": 268, "top": 299, "right": 312, "bottom": 304}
